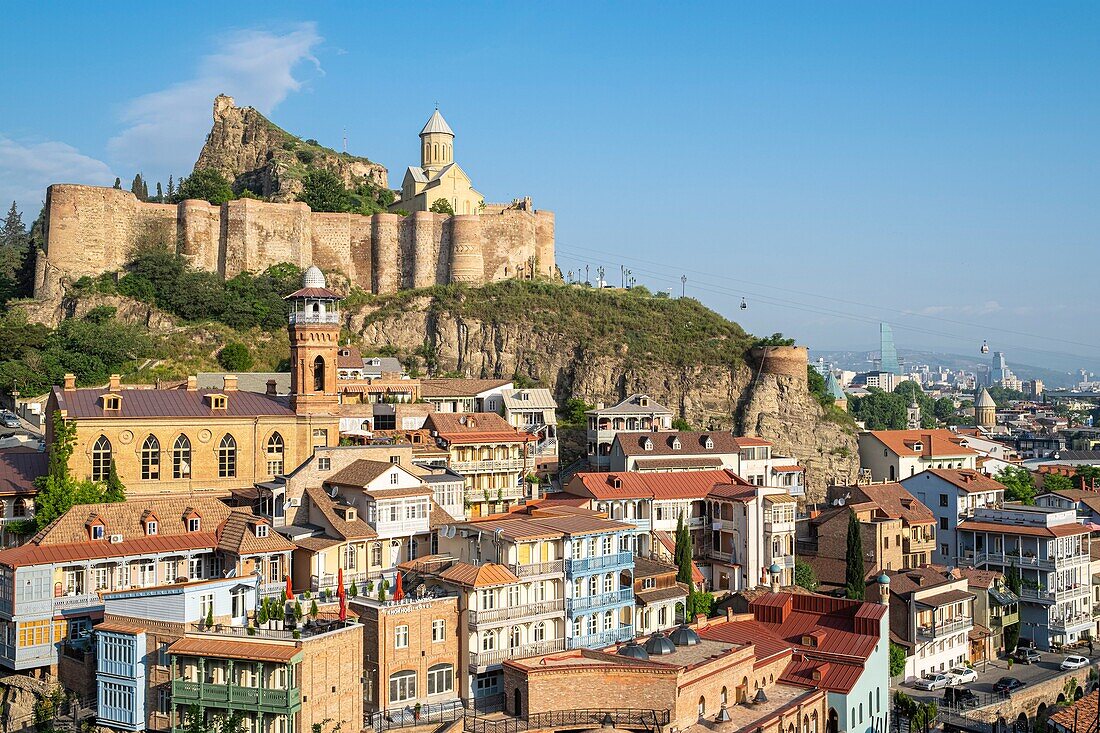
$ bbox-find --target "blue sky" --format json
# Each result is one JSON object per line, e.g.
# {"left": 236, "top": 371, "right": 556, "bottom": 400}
{"left": 2, "top": 2, "right": 1098, "bottom": 371}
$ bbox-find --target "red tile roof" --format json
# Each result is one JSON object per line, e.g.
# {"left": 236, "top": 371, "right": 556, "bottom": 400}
{"left": 566, "top": 469, "right": 748, "bottom": 501}
{"left": 168, "top": 636, "right": 302, "bottom": 663}
{"left": 921, "top": 468, "right": 1005, "bottom": 494}
{"left": 866, "top": 429, "right": 977, "bottom": 458}
{"left": 425, "top": 413, "right": 534, "bottom": 444}
{"left": 850, "top": 483, "right": 935, "bottom": 525}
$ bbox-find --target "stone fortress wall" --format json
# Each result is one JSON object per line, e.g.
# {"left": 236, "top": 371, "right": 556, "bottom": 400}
{"left": 34, "top": 184, "right": 555, "bottom": 299}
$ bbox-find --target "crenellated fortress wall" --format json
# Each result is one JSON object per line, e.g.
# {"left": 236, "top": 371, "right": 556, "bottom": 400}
{"left": 34, "top": 185, "right": 555, "bottom": 299}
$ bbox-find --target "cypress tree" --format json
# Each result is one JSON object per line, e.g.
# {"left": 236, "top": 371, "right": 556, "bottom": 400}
{"left": 113, "top": 177, "right": 122, "bottom": 189}
{"left": 156, "top": 182, "right": 163, "bottom": 202}
{"left": 104, "top": 462, "right": 126, "bottom": 502}
{"left": 141, "top": 179, "right": 149, "bottom": 201}
{"left": 676, "top": 517, "right": 694, "bottom": 586}
{"left": 167, "top": 175, "right": 175, "bottom": 200}
{"left": 673, "top": 512, "right": 685, "bottom": 568}
{"left": 845, "top": 510, "right": 865, "bottom": 600}
{"left": 130, "top": 174, "right": 143, "bottom": 199}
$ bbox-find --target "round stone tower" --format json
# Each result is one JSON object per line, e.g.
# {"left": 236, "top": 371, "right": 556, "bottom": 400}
{"left": 449, "top": 215, "right": 484, "bottom": 284}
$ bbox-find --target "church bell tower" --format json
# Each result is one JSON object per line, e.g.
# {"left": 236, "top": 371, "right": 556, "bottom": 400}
{"left": 420, "top": 108, "right": 455, "bottom": 175}
{"left": 286, "top": 265, "right": 341, "bottom": 415}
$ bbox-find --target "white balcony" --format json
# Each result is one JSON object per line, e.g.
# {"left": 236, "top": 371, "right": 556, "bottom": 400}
{"left": 451, "top": 458, "right": 528, "bottom": 474}
{"left": 916, "top": 616, "right": 973, "bottom": 639}
{"left": 468, "top": 599, "right": 565, "bottom": 627}
{"left": 289, "top": 311, "right": 339, "bottom": 325}
{"left": 469, "top": 637, "right": 566, "bottom": 669}
{"left": 509, "top": 560, "right": 564, "bottom": 578}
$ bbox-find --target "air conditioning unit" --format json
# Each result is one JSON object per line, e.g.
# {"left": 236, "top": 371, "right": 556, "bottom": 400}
{"left": 109, "top": 534, "right": 124, "bottom": 544}
{"left": 286, "top": 497, "right": 301, "bottom": 508}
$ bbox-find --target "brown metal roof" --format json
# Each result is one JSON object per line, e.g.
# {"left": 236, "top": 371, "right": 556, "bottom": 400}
{"left": 54, "top": 386, "right": 294, "bottom": 419}
{"left": 95, "top": 621, "right": 147, "bottom": 634}
{"left": 327, "top": 460, "right": 394, "bottom": 487}
{"left": 0, "top": 449, "right": 46, "bottom": 496}
{"left": 957, "top": 519, "right": 1089, "bottom": 537}
{"left": 635, "top": 584, "right": 689, "bottom": 605}
{"left": 303, "top": 486, "right": 377, "bottom": 540}
{"left": 615, "top": 431, "right": 741, "bottom": 457}
{"left": 361, "top": 486, "right": 434, "bottom": 500}
{"left": 168, "top": 636, "right": 301, "bottom": 663}
{"left": 284, "top": 287, "right": 341, "bottom": 300}
{"left": 424, "top": 413, "right": 534, "bottom": 443}
{"left": 420, "top": 379, "right": 512, "bottom": 397}
{"left": 438, "top": 562, "right": 519, "bottom": 588}
{"left": 566, "top": 469, "right": 748, "bottom": 501}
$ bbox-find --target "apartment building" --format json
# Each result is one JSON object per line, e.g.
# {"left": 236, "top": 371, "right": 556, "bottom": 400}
{"left": 585, "top": 394, "right": 673, "bottom": 469}
{"left": 0, "top": 448, "right": 42, "bottom": 547}
{"left": 631, "top": 557, "right": 688, "bottom": 634}
{"left": 420, "top": 379, "right": 513, "bottom": 414}
{"left": 95, "top": 575, "right": 263, "bottom": 732}
{"left": 607, "top": 431, "right": 740, "bottom": 473}
{"left": 901, "top": 468, "right": 1005, "bottom": 565}
{"left": 957, "top": 504, "right": 1091, "bottom": 650}
{"left": 885, "top": 566, "right": 975, "bottom": 681}
{"left": 837, "top": 482, "right": 937, "bottom": 569}
{"left": 0, "top": 497, "right": 291, "bottom": 672}
{"left": 499, "top": 388, "right": 558, "bottom": 471}
{"left": 422, "top": 505, "right": 635, "bottom": 706}
{"left": 858, "top": 429, "right": 978, "bottom": 482}
{"left": 352, "top": 593, "right": 461, "bottom": 718}
{"left": 959, "top": 568, "right": 1019, "bottom": 661}
{"left": 799, "top": 502, "right": 904, "bottom": 594}
{"left": 424, "top": 413, "right": 536, "bottom": 515}
{"left": 707, "top": 481, "right": 797, "bottom": 591}
{"left": 735, "top": 437, "right": 806, "bottom": 495}
{"left": 283, "top": 459, "right": 442, "bottom": 595}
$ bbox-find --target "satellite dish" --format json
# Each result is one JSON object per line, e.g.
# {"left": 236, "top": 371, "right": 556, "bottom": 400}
{"left": 329, "top": 486, "right": 339, "bottom": 498}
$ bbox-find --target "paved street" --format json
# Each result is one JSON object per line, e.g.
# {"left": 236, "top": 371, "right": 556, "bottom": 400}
{"left": 897, "top": 650, "right": 1099, "bottom": 706}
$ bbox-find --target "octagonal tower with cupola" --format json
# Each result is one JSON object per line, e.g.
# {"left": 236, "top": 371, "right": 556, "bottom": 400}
{"left": 285, "top": 265, "right": 341, "bottom": 415}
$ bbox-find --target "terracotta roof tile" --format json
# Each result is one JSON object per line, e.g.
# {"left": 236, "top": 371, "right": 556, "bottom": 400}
{"left": 303, "top": 485, "right": 377, "bottom": 540}
{"left": 168, "top": 636, "right": 301, "bottom": 663}
{"left": 425, "top": 413, "right": 534, "bottom": 444}
{"left": 566, "top": 469, "right": 748, "bottom": 501}
{"left": 849, "top": 483, "right": 935, "bottom": 525}
{"left": 327, "top": 460, "right": 394, "bottom": 487}
{"left": 1049, "top": 690, "right": 1099, "bottom": 730}
{"left": 866, "top": 429, "right": 977, "bottom": 458}
{"left": 31, "top": 496, "right": 233, "bottom": 546}
{"left": 217, "top": 512, "right": 295, "bottom": 557}
{"left": 922, "top": 468, "right": 1005, "bottom": 494}
{"left": 957, "top": 519, "right": 1089, "bottom": 538}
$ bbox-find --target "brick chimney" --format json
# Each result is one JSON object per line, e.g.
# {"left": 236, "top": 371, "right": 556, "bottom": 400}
{"left": 266, "top": 379, "right": 278, "bottom": 396}
{"left": 186, "top": 376, "right": 197, "bottom": 391}
{"left": 63, "top": 373, "right": 76, "bottom": 390}
{"left": 223, "top": 375, "right": 238, "bottom": 392}
{"left": 108, "top": 374, "right": 121, "bottom": 391}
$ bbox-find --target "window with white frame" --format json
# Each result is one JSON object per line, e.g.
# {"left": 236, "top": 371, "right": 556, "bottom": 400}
{"left": 428, "top": 663, "right": 453, "bottom": 695}
{"left": 586, "top": 615, "right": 598, "bottom": 634}
{"left": 533, "top": 621, "right": 546, "bottom": 642}
{"left": 642, "top": 577, "right": 656, "bottom": 589}
{"left": 199, "top": 594, "right": 214, "bottom": 620}
{"left": 432, "top": 619, "right": 446, "bottom": 643}
{"left": 603, "top": 573, "right": 614, "bottom": 593}
{"left": 389, "top": 671, "right": 416, "bottom": 703}
{"left": 481, "top": 630, "right": 496, "bottom": 651}
{"left": 479, "top": 589, "right": 495, "bottom": 610}
{"left": 395, "top": 625, "right": 409, "bottom": 648}
{"left": 231, "top": 588, "right": 246, "bottom": 618}
{"left": 602, "top": 535, "right": 612, "bottom": 555}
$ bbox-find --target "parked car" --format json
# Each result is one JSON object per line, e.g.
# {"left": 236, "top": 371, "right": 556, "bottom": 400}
{"left": 914, "top": 673, "right": 951, "bottom": 691}
{"left": 943, "top": 687, "right": 980, "bottom": 710}
{"left": 0, "top": 411, "right": 19, "bottom": 428}
{"left": 993, "top": 677, "right": 1025, "bottom": 693}
{"left": 1013, "top": 648, "right": 1041, "bottom": 664}
{"left": 947, "top": 666, "right": 978, "bottom": 685}
{"left": 1062, "top": 655, "right": 1090, "bottom": 670}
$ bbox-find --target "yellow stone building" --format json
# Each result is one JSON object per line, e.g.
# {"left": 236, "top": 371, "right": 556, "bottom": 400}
{"left": 395, "top": 109, "right": 485, "bottom": 215}
{"left": 43, "top": 266, "right": 344, "bottom": 497}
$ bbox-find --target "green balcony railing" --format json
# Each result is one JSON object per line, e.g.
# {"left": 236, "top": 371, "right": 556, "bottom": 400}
{"left": 172, "top": 679, "right": 300, "bottom": 713}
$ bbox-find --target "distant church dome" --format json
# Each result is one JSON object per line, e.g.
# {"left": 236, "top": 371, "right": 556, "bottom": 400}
{"left": 420, "top": 108, "right": 455, "bottom": 137}
{"left": 976, "top": 388, "right": 996, "bottom": 408}
{"left": 302, "top": 265, "right": 326, "bottom": 289}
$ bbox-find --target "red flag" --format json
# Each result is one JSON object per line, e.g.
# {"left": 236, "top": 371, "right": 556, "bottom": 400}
{"left": 394, "top": 572, "right": 404, "bottom": 601}
{"left": 285, "top": 574, "right": 293, "bottom": 600}
{"left": 337, "top": 567, "right": 347, "bottom": 621}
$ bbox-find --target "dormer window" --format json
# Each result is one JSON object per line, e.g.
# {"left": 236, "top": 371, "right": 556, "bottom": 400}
{"left": 671, "top": 438, "right": 681, "bottom": 450}
{"left": 187, "top": 517, "right": 200, "bottom": 532}
{"left": 612, "top": 477, "right": 623, "bottom": 489}
{"left": 912, "top": 441, "right": 923, "bottom": 452}
{"left": 211, "top": 395, "right": 227, "bottom": 410}
{"left": 338, "top": 506, "right": 357, "bottom": 521}
{"left": 103, "top": 395, "right": 122, "bottom": 411}
{"left": 146, "top": 521, "right": 158, "bottom": 536}
{"left": 255, "top": 524, "right": 269, "bottom": 538}
{"left": 390, "top": 473, "right": 399, "bottom": 485}
{"left": 704, "top": 437, "right": 714, "bottom": 449}
{"left": 91, "top": 525, "right": 105, "bottom": 540}
{"left": 640, "top": 397, "right": 649, "bottom": 407}
{"left": 642, "top": 438, "right": 653, "bottom": 451}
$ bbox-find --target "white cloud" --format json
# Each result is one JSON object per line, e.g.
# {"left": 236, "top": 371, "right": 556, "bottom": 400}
{"left": 107, "top": 22, "right": 323, "bottom": 179}
{"left": 906, "top": 300, "right": 1004, "bottom": 318}
{"left": 0, "top": 136, "right": 115, "bottom": 216}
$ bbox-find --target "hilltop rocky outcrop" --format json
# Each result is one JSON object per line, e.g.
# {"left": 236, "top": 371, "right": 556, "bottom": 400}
{"left": 194, "top": 95, "right": 388, "bottom": 201}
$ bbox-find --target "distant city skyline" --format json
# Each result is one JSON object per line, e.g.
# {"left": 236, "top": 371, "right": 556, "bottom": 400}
{"left": 2, "top": 3, "right": 1098, "bottom": 363}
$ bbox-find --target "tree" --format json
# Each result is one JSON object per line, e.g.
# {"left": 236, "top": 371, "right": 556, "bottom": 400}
{"left": 218, "top": 342, "right": 254, "bottom": 372}
{"left": 103, "top": 462, "right": 126, "bottom": 503}
{"left": 687, "top": 590, "right": 714, "bottom": 618}
{"left": 1077, "top": 465, "right": 1100, "bottom": 491}
{"left": 298, "top": 169, "right": 352, "bottom": 213}
{"left": 113, "top": 178, "right": 122, "bottom": 189}
{"left": 994, "top": 466, "right": 1036, "bottom": 505}
{"left": 675, "top": 513, "right": 694, "bottom": 590}
{"left": 752, "top": 333, "right": 796, "bottom": 348}
{"left": 176, "top": 169, "right": 235, "bottom": 205}
{"left": 1004, "top": 567, "right": 1022, "bottom": 652}
{"left": 673, "top": 513, "right": 685, "bottom": 569}
{"left": 794, "top": 560, "right": 818, "bottom": 592}
{"left": 167, "top": 175, "right": 175, "bottom": 199}
{"left": 845, "top": 510, "right": 865, "bottom": 600}
{"left": 309, "top": 599, "right": 319, "bottom": 618}
{"left": 1042, "top": 473, "right": 1075, "bottom": 493}
{"left": 293, "top": 600, "right": 303, "bottom": 622}
{"left": 205, "top": 605, "right": 214, "bottom": 628}
{"left": 34, "top": 413, "right": 108, "bottom": 529}
{"left": 429, "top": 198, "right": 454, "bottom": 215}
{"left": 155, "top": 182, "right": 163, "bottom": 202}
{"left": 130, "top": 174, "right": 145, "bottom": 201}
{"left": 889, "top": 642, "right": 907, "bottom": 678}
{"left": 0, "top": 202, "right": 30, "bottom": 302}
{"left": 671, "top": 418, "right": 692, "bottom": 431}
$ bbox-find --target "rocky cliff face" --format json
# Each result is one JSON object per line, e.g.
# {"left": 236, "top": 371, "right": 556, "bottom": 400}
{"left": 194, "top": 95, "right": 388, "bottom": 201}
{"left": 348, "top": 291, "right": 857, "bottom": 500}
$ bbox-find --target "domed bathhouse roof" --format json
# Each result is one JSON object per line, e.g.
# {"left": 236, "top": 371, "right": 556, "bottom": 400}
{"left": 669, "top": 624, "right": 701, "bottom": 646}
{"left": 644, "top": 632, "right": 676, "bottom": 655}
{"left": 616, "top": 640, "right": 650, "bottom": 661}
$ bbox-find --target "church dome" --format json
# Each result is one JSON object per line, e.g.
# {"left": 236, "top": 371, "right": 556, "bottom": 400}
{"left": 420, "top": 108, "right": 455, "bottom": 136}
{"left": 302, "top": 265, "right": 326, "bottom": 289}
{"left": 769, "top": 562, "right": 782, "bottom": 576}
{"left": 976, "top": 388, "right": 996, "bottom": 408}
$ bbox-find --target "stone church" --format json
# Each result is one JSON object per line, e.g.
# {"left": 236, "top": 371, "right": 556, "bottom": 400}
{"left": 395, "top": 109, "right": 485, "bottom": 214}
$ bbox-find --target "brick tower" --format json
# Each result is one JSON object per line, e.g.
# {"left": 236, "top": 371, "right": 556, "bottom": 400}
{"left": 286, "top": 265, "right": 341, "bottom": 415}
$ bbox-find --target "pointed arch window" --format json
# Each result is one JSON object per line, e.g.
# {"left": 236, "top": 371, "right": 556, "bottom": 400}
{"left": 141, "top": 435, "right": 160, "bottom": 480}
{"left": 313, "top": 355, "right": 326, "bottom": 392}
{"left": 92, "top": 436, "right": 112, "bottom": 482}
{"left": 218, "top": 434, "right": 237, "bottom": 478}
{"left": 173, "top": 435, "right": 192, "bottom": 479}
{"left": 266, "top": 432, "right": 285, "bottom": 476}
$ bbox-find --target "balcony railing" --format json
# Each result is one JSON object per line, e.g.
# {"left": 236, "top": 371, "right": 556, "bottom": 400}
{"left": 509, "top": 560, "right": 563, "bottom": 578}
{"left": 465, "top": 486, "right": 527, "bottom": 503}
{"left": 171, "top": 680, "right": 301, "bottom": 711}
{"left": 53, "top": 592, "right": 103, "bottom": 611}
{"left": 451, "top": 458, "right": 528, "bottom": 474}
{"left": 565, "top": 552, "right": 633, "bottom": 575}
{"left": 1017, "top": 587, "right": 1055, "bottom": 603}
{"left": 764, "top": 519, "right": 796, "bottom": 533}
{"left": 309, "top": 570, "right": 385, "bottom": 593}
{"left": 469, "top": 637, "right": 566, "bottom": 668}
{"left": 1050, "top": 614, "right": 1094, "bottom": 632}
{"left": 709, "top": 550, "right": 734, "bottom": 563}
{"left": 566, "top": 588, "right": 633, "bottom": 614}
{"left": 570, "top": 626, "right": 635, "bottom": 650}
{"left": 468, "top": 599, "right": 564, "bottom": 627}
{"left": 916, "top": 616, "right": 973, "bottom": 639}
{"left": 289, "top": 312, "right": 339, "bottom": 325}
{"left": 962, "top": 551, "right": 1058, "bottom": 571}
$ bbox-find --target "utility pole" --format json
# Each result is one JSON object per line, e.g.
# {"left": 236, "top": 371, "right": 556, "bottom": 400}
{"left": 597, "top": 266, "right": 605, "bottom": 288}
{"left": 681, "top": 275, "right": 687, "bottom": 298}
{"left": 585, "top": 265, "right": 590, "bottom": 285}
{"left": 620, "top": 264, "right": 625, "bottom": 288}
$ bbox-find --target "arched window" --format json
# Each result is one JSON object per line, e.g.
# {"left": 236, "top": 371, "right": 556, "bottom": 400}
{"left": 173, "top": 435, "right": 192, "bottom": 479}
{"left": 698, "top": 697, "right": 705, "bottom": 717}
{"left": 141, "top": 435, "right": 160, "bottom": 480}
{"left": 92, "top": 436, "right": 112, "bottom": 482}
{"left": 218, "top": 434, "right": 237, "bottom": 478}
{"left": 427, "top": 663, "right": 453, "bottom": 695}
{"left": 12, "top": 499, "right": 25, "bottom": 518}
{"left": 509, "top": 626, "right": 522, "bottom": 649}
{"left": 313, "top": 356, "right": 326, "bottom": 392}
{"left": 389, "top": 670, "right": 416, "bottom": 703}
{"left": 434, "top": 143, "right": 439, "bottom": 159}
{"left": 720, "top": 687, "right": 727, "bottom": 705}
{"left": 266, "top": 433, "right": 285, "bottom": 476}
{"left": 533, "top": 621, "right": 546, "bottom": 642}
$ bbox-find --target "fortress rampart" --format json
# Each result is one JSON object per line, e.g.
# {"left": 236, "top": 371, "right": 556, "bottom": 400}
{"left": 34, "top": 185, "right": 555, "bottom": 299}
{"left": 748, "top": 346, "right": 809, "bottom": 382}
